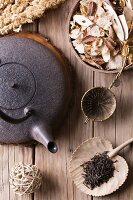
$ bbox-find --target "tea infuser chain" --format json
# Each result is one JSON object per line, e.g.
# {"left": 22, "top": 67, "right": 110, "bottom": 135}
{"left": 84, "top": 118, "right": 89, "bottom": 125}
{"left": 109, "top": 57, "right": 127, "bottom": 90}
{"left": 84, "top": 116, "right": 96, "bottom": 124}
{"left": 82, "top": 58, "right": 128, "bottom": 124}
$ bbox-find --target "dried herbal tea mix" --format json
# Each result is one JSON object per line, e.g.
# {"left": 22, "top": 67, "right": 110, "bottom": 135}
{"left": 70, "top": 0, "right": 133, "bottom": 70}
{"left": 82, "top": 151, "right": 116, "bottom": 189}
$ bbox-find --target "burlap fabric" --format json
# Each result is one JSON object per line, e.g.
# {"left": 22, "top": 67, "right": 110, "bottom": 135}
{"left": 0, "top": 0, "right": 65, "bottom": 35}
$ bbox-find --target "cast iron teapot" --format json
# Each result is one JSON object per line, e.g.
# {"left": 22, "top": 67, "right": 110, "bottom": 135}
{"left": 0, "top": 34, "right": 71, "bottom": 153}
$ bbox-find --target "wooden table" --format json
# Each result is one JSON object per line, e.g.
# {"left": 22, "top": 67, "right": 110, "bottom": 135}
{"left": 1, "top": 0, "right": 133, "bottom": 199}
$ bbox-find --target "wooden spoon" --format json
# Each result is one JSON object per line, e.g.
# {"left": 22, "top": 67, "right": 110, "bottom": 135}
{"left": 70, "top": 137, "right": 129, "bottom": 197}
{"left": 108, "top": 137, "right": 133, "bottom": 157}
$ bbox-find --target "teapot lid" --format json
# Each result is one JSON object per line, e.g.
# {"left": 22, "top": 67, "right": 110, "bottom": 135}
{"left": 0, "top": 62, "right": 36, "bottom": 110}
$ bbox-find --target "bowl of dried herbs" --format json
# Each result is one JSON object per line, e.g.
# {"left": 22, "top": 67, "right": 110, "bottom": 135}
{"left": 67, "top": 0, "right": 133, "bottom": 73}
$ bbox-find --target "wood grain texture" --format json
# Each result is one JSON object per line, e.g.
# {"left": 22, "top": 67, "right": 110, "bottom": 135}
{"left": 35, "top": 0, "right": 93, "bottom": 200}
{"left": 1, "top": 0, "right": 133, "bottom": 200}
{"left": 93, "top": 71, "right": 133, "bottom": 200}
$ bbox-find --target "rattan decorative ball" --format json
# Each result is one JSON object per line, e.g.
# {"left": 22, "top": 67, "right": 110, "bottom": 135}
{"left": 81, "top": 87, "right": 116, "bottom": 121}
{"left": 10, "top": 162, "right": 42, "bottom": 196}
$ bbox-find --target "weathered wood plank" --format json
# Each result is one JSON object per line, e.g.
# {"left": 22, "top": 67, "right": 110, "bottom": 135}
{"left": 34, "top": 0, "right": 93, "bottom": 200}
{"left": 93, "top": 72, "right": 116, "bottom": 200}
{"left": 0, "top": 144, "right": 33, "bottom": 200}
{"left": 93, "top": 70, "right": 133, "bottom": 200}
{"left": 94, "top": 72, "right": 116, "bottom": 144}
{"left": 9, "top": 145, "right": 34, "bottom": 200}
{"left": 114, "top": 70, "right": 133, "bottom": 200}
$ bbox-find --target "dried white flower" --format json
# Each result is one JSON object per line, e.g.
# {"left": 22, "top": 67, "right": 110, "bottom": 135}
{"left": 75, "top": 43, "right": 85, "bottom": 54}
{"left": 101, "top": 45, "right": 110, "bottom": 62}
{"left": 96, "top": 15, "right": 112, "bottom": 30}
{"left": 72, "top": 39, "right": 81, "bottom": 47}
{"left": 106, "top": 54, "right": 124, "bottom": 70}
{"left": 119, "top": 14, "right": 129, "bottom": 40}
{"left": 70, "top": 28, "right": 80, "bottom": 39}
{"left": 13, "top": 25, "right": 22, "bottom": 32}
{"left": 97, "top": 6, "right": 105, "bottom": 16}
{"left": 125, "top": 0, "right": 132, "bottom": 10}
{"left": 103, "top": 1, "right": 125, "bottom": 41}
{"left": 73, "top": 14, "right": 93, "bottom": 27}
{"left": 90, "top": 47, "right": 100, "bottom": 56}
{"left": 89, "top": 25, "right": 103, "bottom": 37}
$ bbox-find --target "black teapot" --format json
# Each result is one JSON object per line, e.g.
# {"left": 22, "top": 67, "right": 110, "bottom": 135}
{"left": 0, "top": 33, "right": 71, "bottom": 153}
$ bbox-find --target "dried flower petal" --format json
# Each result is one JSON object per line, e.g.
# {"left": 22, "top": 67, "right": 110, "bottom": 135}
{"left": 82, "top": 35, "right": 96, "bottom": 43}
{"left": 89, "top": 25, "right": 101, "bottom": 37}
{"left": 70, "top": 28, "right": 80, "bottom": 39}
{"left": 73, "top": 14, "right": 93, "bottom": 27}
{"left": 97, "top": 6, "right": 105, "bottom": 16}
{"left": 106, "top": 54, "right": 124, "bottom": 70}
{"left": 109, "top": 26, "right": 116, "bottom": 39}
{"left": 70, "top": 21, "right": 76, "bottom": 29}
{"left": 119, "top": 14, "right": 129, "bottom": 40}
{"left": 80, "top": 3, "right": 88, "bottom": 15}
{"left": 104, "top": 37, "right": 117, "bottom": 51}
{"left": 72, "top": 39, "right": 81, "bottom": 47}
{"left": 101, "top": 45, "right": 110, "bottom": 62}
{"left": 127, "top": 53, "right": 133, "bottom": 64}
{"left": 87, "top": 1, "right": 98, "bottom": 16}
{"left": 80, "top": 54, "right": 103, "bottom": 69}
{"left": 75, "top": 43, "right": 85, "bottom": 54}
{"left": 103, "top": 0, "right": 125, "bottom": 41}
{"left": 92, "top": 38, "right": 103, "bottom": 47}
{"left": 96, "top": 15, "right": 112, "bottom": 30}
{"left": 124, "top": 6, "right": 133, "bottom": 30}
{"left": 125, "top": 0, "right": 132, "bottom": 10}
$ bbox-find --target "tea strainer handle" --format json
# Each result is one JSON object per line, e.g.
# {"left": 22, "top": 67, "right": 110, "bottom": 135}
{"left": 109, "top": 57, "right": 127, "bottom": 90}
{"left": 84, "top": 117, "right": 96, "bottom": 124}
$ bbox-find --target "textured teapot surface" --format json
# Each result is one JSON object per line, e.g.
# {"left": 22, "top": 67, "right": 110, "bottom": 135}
{"left": 0, "top": 35, "right": 70, "bottom": 147}
{"left": 0, "top": 63, "right": 36, "bottom": 110}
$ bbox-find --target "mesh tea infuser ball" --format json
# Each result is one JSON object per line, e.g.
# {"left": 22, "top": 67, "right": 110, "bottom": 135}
{"left": 81, "top": 87, "right": 116, "bottom": 122}
{"left": 81, "top": 57, "right": 127, "bottom": 122}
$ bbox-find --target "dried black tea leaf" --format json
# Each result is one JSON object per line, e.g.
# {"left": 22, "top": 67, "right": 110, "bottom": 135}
{"left": 82, "top": 151, "right": 116, "bottom": 190}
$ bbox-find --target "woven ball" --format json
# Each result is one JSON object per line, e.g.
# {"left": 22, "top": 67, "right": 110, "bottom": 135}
{"left": 10, "top": 162, "right": 42, "bottom": 196}
{"left": 0, "top": 0, "right": 65, "bottom": 35}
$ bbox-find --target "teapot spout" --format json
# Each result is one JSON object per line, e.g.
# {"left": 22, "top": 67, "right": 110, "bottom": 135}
{"left": 31, "top": 123, "right": 58, "bottom": 153}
